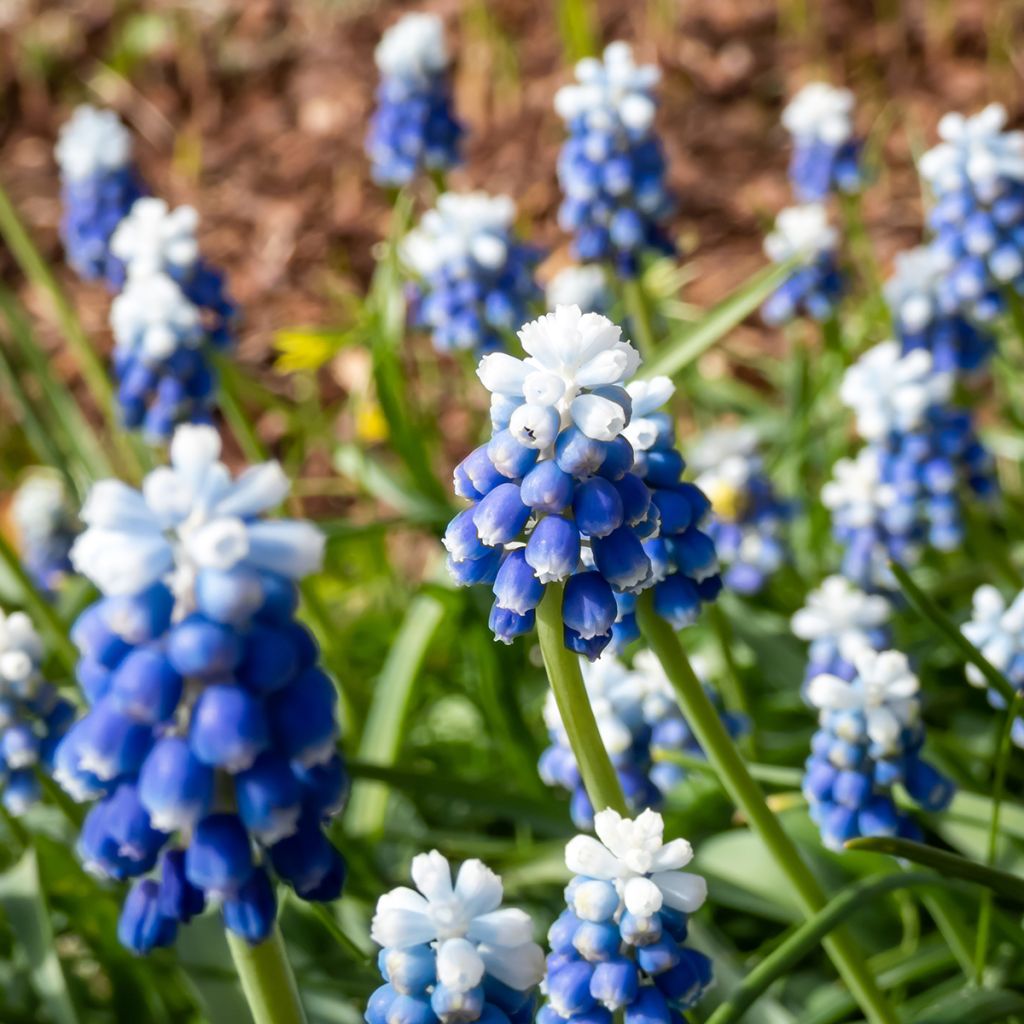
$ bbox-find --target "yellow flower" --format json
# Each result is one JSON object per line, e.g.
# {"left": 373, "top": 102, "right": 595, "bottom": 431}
{"left": 356, "top": 404, "right": 389, "bottom": 444}
{"left": 273, "top": 330, "right": 337, "bottom": 374}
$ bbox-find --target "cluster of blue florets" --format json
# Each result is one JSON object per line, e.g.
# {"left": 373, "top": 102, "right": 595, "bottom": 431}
{"left": 554, "top": 43, "right": 675, "bottom": 276}
{"left": 366, "top": 12, "right": 463, "bottom": 187}
{"left": 10, "top": 473, "right": 78, "bottom": 597}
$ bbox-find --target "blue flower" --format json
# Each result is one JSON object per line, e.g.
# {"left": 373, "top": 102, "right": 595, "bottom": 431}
{"left": 55, "top": 105, "right": 145, "bottom": 285}
{"left": 554, "top": 43, "right": 674, "bottom": 276}
{"left": 0, "top": 610, "right": 76, "bottom": 816}
{"left": 404, "top": 192, "right": 542, "bottom": 354}
{"left": 10, "top": 472, "right": 79, "bottom": 596}
{"left": 367, "top": 851, "right": 544, "bottom": 1024}
{"left": 782, "top": 83, "right": 863, "bottom": 201}
{"left": 54, "top": 425, "right": 347, "bottom": 952}
{"left": 920, "top": 104, "right": 1024, "bottom": 322}
{"left": 366, "top": 13, "right": 463, "bottom": 187}
{"left": 543, "top": 810, "right": 712, "bottom": 1024}
{"left": 761, "top": 205, "right": 844, "bottom": 326}
{"left": 804, "top": 648, "right": 953, "bottom": 851}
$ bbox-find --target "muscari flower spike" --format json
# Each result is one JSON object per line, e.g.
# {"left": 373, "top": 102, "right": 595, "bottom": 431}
{"left": 366, "top": 12, "right": 463, "bottom": 187}
{"left": 10, "top": 471, "right": 79, "bottom": 596}
{"left": 920, "top": 103, "right": 1024, "bottom": 322}
{"left": 961, "top": 585, "right": 1024, "bottom": 747}
{"left": 688, "top": 426, "right": 791, "bottom": 596}
{"left": 366, "top": 851, "right": 544, "bottom": 1024}
{"left": 55, "top": 105, "right": 145, "bottom": 284}
{"left": 403, "top": 192, "right": 542, "bottom": 355}
{"left": 539, "top": 651, "right": 745, "bottom": 829}
{"left": 761, "top": 204, "right": 844, "bottom": 327}
{"left": 54, "top": 425, "right": 347, "bottom": 954}
{"left": 792, "top": 576, "right": 892, "bottom": 692}
{"left": 782, "top": 82, "right": 863, "bottom": 201}
{"left": 554, "top": 42, "right": 674, "bottom": 276}
{"left": 839, "top": 341, "right": 996, "bottom": 553}
{"left": 884, "top": 246, "right": 994, "bottom": 376}
{"left": 546, "top": 265, "right": 612, "bottom": 316}
{"left": 445, "top": 306, "right": 720, "bottom": 660}
{"left": 803, "top": 648, "right": 954, "bottom": 851}
{"left": 0, "top": 610, "right": 76, "bottom": 816}
{"left": 541, "top": 809, "right": 712, "bottom": 1024}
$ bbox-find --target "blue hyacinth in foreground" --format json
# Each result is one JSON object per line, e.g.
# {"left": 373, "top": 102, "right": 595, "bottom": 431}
{"left": 445, "top": 305, "right": 720, "bottom": 658}
{"left": 55, "top": 105, "right": 145, "bottom": 284}
{"left": 55, "top": 425, "right": 346, "bottom": 952}
{"left": 920, "top": 103, "right": 1024, "bottom": 323}
{"left": 782, "top": 82, "right": 863, "bottom": 201}
{"left": 367, "top": 851, "right": 543, "bottom": 1024}
{"left": 554, "top": 43, "right": 674, "bottom": 275}
{"left": 404, "top": 192, "right": 542, "bottom": 354}
{"left": 541, "top": 809, "right": 712, "bottom": 1024}
{"left": 0, "top": 610, "right": 76, "bottom": 815}
{"left": 366, "top": 12, "right": 463, "bottom": 187}
{"left": 10, "top": 472, "right": 79, "bottom": 596}
{"left": 803, "top": 648, "right": 953, "bottom": 850}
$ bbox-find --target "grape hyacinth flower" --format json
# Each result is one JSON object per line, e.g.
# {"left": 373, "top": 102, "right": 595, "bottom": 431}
{"left": 920, "top": 104, "right": 1024, "bottom": 322}
{"left": 803, "top": 648, "right": 954, "bottom": 850}
{"left": 0, "top": 610, "right": 76, "bottom": 815}
{"left": 761, "top": 204, "right": 844, "bottom": 327}
{"left": 884, "top": 246, "right": 994, "bottom": 377}
{"left": 54, "top": 425, "right": 346, "bottom": 953}
{"left": 367, "top": 851, "right": 544, "bottom": 1024}
{"left": 445, "top": 306, "right": 719, "bottom": 659}
{"left": 366, "top": 12, "right": 463, "bottom": 187}
{"left": 55, "top": 105, "right": 145, "bottom": 284}
{"left": 782, "top": 82, "right": 863, "bottom": 201}
{"left": 792, "top": 576, "right": 892, "bottom": 690}
{"left": 688, "top": 427, "right": 791, "bottom": 595}
{"left": 403, "top": 192, "right": 542, "bottom": 354}
{"left": 554, "top": 42, "right": 674, "bottom": 276}
{"left": 961, "top": 585, "right": 1024, "bottom": 746}
{"left": 541, "top": 809, "right": 712, "bottom": 1024}
{"left": 10, "top": 472, "right": 79, "bottom": 595}
{"left": 547, "top": 265, "right": 612, "bottom": 316}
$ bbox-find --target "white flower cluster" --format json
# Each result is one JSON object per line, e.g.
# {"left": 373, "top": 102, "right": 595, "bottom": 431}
{"left": 565, "top": 808, "right": 707, "bottom": 917}
{"left": 763, "top": 204, "right": 837, "bottom": 265}
{"left": 478, "top": 304, "right": 641, "bottom": 446}
{"left": 807, "top": 648, "right": 920, "bottom": 755}
{"left": 110, "top": 197, "right": 201, "bottom": 280}
{"left": 371, "top": 851, "right": 544, "bottom": 995}
{"left": 0, "top": 610, "right": 45, "bottom": 699}
{"left": 822, "top": 448, "right": 895, "bottom": 529}
{"left": 545, "top": 265, "right": 610, "bottom": 314}
{"left": 110, "top": 273, "right": 204, "bottom": 363}
{"left": 70, "top": 425, "right": 324, "bottom": 600}
{"left": 792, "top": 575, "right": 891, "bottom": 657}
{"left": 54, "top": 104, "right": 132, "bottom": 181}
{"left": 961, "top": 584, "right": 1024, "bottom": 690}
{"left": 883, "top": 246, "right": 949, "bottom": 334}
{"left": 920, "top": 103, "right": 1024, "bottom": 201}
{"left": 840, "top": 341, "right": 953, "bottom": 442}
{"left": 690, "top": 426, "right": 760, "bottom": 510}
{"left": 554, "top": 42, "right": 660, "bottom": 135}
{"left": 375, "top": 12, "right": 449, "bottom": 81}
{"left": 782, "top": 82, "right": 855, "bottom": 146}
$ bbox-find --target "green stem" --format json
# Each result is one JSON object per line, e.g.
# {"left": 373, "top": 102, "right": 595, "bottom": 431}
{"left": 535, "top": 583, "right": 627, "bottom": 816}
{"left": 707, "top": 603, "right": 754, "bottom": 754}
{"left": 622, "top": 275, "right": 657, "bottom": 361}
{"left": 635, "top": 591, "right": 899, "bottom": 1024}
{"left": 974, "top": 692, "right": 1022, "bottom": 981}
{"left": 225, "top": 926, "right": 307, "bottom": 1024}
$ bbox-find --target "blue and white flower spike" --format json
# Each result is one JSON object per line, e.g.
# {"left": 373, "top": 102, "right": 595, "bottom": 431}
{"left": 366, "top": 12, "right": 463, "bottom": 188}
{"left": 10, "top": 472, "right": 79, "bottom": 596}
{"left": 884, "top": 246, "right": 994, "bottom": 376}
{"left": 55, "top": 425, "right": 346, "bottom": 954}
{"left": 962, "top": 585, "right": 1024, "bottom": 746}
{"left": 0, "top": 609, "right": 76, "bottom": 815}
{"left": 541, "top": 809, "right": 712, "bottom": 1024}
{"left": 792, "top": 576, "right": 892, "bottom": 693}
{"left": 761, "top": 204, "right": 844, "bottom": 327}
{"left": 689, "top": 426, "right": 791, "bottom": 596}
{"left": 782, "top": 83, "right": 863, "bottom": 201}
{"left": 554, "top": 42, "right": 674, "bottom": 276}
{"left": 367, "top": 851, "right": 544, "bottom": 1024}
{"left": 55, "top": 105, "right": 145, "bottom": 285}
{"left": 546, "top": 265, "right": 612, "bottom": 316}
{"left": 920, "top": 104, "right": 1024, "bottom": 322}
{"left": 403, "top": 192, "right": 542, "bottom": 355}
{"left": 803, "top": 648, "right": 954, "bottom": 851}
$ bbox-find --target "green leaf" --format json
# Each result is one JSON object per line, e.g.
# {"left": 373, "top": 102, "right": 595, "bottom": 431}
{"left": 638, "top": 261, "right": 791, "bottom": 380}
{"left": 0, "top": 848, "right": 79, "bottom": 1024}
{"left": 909, "top": 987, "right": 1024, "bottom": 1023}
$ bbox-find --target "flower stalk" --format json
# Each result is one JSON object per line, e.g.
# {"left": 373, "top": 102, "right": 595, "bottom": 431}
{"left": 226, "top": 927, "right": 307, "bottom": 1024}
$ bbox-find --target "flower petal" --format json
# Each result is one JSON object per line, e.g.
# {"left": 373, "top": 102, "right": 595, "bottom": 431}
{"left": 651, "top": 869, "right": 707, "bottom": 913}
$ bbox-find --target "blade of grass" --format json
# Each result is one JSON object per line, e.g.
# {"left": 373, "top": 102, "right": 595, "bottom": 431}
{"left": 909, "top": 987, "right": 1024, "bottom": 1024}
